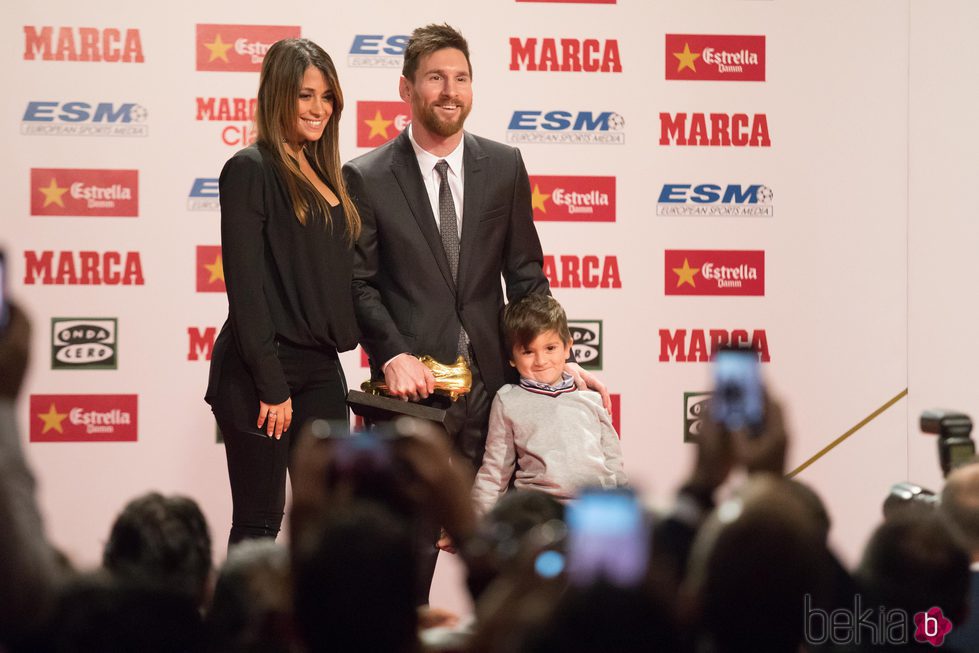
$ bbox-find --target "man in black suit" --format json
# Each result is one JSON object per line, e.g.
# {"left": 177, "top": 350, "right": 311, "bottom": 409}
{"left": 940, "top": 463, "right": 979, "bottom": 651}
{"left": 344, "top": 24, "right": 608, "bottom": 470}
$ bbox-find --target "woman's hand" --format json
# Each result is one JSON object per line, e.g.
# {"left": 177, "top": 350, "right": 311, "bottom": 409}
{"left": 258, "top": 397, "right": 293, "bottom": 439}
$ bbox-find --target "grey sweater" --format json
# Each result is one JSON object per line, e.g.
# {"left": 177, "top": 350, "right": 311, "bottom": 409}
{"left": 472, "top": 384, "right": 627, "bottom": 515}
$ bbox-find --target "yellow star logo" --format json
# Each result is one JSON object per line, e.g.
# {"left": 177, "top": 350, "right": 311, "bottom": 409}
{"left": 531, "top": 185, "right": 551, "bottom": 213}
{"left": 204, "top": 34, "right": 233, "bottom": 63}
{"left": 673, "top": 258, "right": 700, "bottom": 288}
{"left": 39, "top": 178, "right": 68, "bottom": 208}
{"left": 38, "top": 403, "right": 68, "bottom": 434}
{"left": 364, "top": 110, "right": 394, "bottom": 141}
{"left": 673, "top": 43, "right": 701, "bottom": 73}
{"left": 204, "top": 254, "right": 224, "bottom": 284}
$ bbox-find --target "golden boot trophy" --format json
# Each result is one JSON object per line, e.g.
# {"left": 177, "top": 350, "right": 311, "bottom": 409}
{"left": 361, "top": 355, "right": 472, "bottom": 401}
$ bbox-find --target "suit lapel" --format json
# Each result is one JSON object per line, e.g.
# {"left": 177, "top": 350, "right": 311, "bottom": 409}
{"left": 458, "top": 133, "right": 488, "bottom": 293}
{"left": 389, "top": 131, "right": 456, "bottom": 293}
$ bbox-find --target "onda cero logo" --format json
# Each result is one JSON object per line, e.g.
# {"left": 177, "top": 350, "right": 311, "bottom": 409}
{"left": 569, "top": 320, "right": 602, "bottom": 370}
{"left": 196, "top": 24, "right": 300, "bottom": 72}
{"left": 508, "top": 110, "right": 624, "bottom": 145}
{"left": 51, "top": 318, "right": 118, "bottom": 369}
{"left": 22, "top": 101, "right": 148, "bottom": 137}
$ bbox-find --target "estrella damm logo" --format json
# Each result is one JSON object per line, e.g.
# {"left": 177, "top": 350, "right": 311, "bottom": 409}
{"left": 196, "top": 24, "right": 300, "bottom": 72}
{"left": 529, "top": 175, "right": 615, "bottom": 222}
{"left": 666, "top": 34, "right": 765, "bottom": 82}
{"left": 196, "top": 245, "right": 225, "bottom": 293}
{"left": 31, "top": 169, "right": 138, "bottom": 217}
{"left": 665, "top": 250, "right": 765, "bottom": 296}
{"left": 30, "top": 394, "right": 138, "bottom": 442}
{"left": 357, "top": 101, "right": 411, "bottom": 147}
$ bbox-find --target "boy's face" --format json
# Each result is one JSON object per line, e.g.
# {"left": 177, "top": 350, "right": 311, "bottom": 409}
{"left": 510, "top": 329, "right": 572, "bottom": 386}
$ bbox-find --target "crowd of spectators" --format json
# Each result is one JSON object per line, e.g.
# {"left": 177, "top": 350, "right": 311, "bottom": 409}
{"left": 2, "top": 301, "right": 976, "bottom": 652}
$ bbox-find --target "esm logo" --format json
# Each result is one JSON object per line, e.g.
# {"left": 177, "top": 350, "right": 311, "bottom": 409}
{"left": 22, "top": 101, "right": 148, "bottom": 137}
{"left": 657, "top": 183, "right": 773, "bottom": 217}
{"left": 508, "top": 110, "right": 625, "bottom": 145}
{"left": 188, "top": 178, "right": 219, "bottom": 211}
{"left": 348, "top": 34, "right": 408, "bottom": 68}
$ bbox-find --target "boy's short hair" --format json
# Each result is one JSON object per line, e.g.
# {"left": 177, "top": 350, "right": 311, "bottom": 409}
{"left": 402, "top": 23, "right": 472, "bottom": 83}
{"left": 503, "top": 293, "right": 572, "bottom": 352}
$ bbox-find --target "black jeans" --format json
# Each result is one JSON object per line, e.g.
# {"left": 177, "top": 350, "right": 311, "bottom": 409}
{"left": 211, "top": 338, "right": 348, "bottom": 547}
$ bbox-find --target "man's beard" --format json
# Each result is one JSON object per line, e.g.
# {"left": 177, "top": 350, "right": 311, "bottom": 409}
{"left": 414, "top": 100, "right": 472, "bottom": 138}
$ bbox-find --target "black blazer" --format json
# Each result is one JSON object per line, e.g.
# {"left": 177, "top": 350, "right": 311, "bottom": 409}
{"left": 343, "top": 130, "right": 549, "bottom": 396}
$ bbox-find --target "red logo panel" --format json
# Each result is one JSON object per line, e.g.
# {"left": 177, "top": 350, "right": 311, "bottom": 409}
{"left": 196, "top": 24, "right": 300, "bottom": 72}
{"left": 357, "top": 101, "right": 411, "bottom": 148}
{"left": 30, "top": 394, "right": 138, "bottom": 442}
{"left": 529, "top": 175, "right": 615, "bottom": 222}
{"left": 197, "top": 245, "right": 225, "bottom": 293}
{"left": 665, "top": 34, "right": 765, "bottom": 82}
{"left": 31, "top": 169, "right": 138, "bottom": 217}
{"left": 665, "top": 250, "right": 765, "bottom": 296}
{"left": 610, "top": 393, "right": 621, "bottom": 437}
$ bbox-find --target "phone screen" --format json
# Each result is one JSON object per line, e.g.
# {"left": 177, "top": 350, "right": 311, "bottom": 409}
{"left": 711, "top": 348, "right": 763, "bottom": 432}
{"left": 565, "top": 488, "right": 648, "bottom": 587}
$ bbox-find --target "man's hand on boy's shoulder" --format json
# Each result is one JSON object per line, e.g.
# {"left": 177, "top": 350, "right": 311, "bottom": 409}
{"left": 566, "top": 363, "right": 612, "bottom": 414}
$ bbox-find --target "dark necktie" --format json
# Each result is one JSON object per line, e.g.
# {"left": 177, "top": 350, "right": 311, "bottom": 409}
{"left": 434, "top": 160, "right": 469, "bottom": 361}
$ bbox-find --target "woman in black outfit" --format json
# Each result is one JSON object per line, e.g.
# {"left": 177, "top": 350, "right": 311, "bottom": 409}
{"left": 205, "top": 39, "right": 361, "bottom": 545}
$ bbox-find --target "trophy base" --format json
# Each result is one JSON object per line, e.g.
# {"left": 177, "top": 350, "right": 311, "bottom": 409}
{"left": 346, "top": 390, "right": 449, "bottom": 427}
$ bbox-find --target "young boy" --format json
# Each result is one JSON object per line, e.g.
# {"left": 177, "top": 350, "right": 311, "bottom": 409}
{"left": 470, "top": 294, "right": 627, "bottom": 516}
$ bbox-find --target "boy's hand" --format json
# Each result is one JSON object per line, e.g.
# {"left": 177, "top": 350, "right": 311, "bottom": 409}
{"left": 566, "top": 362, "right": 612, "bottom": 413}
{"left": 436, "top": 528, "right": 457, "bottom": 554}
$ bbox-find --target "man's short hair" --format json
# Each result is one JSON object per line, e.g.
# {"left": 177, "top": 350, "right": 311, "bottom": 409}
{"left": 503, "top": 293, "right": 572, "bottom": 352}
{"left": 402, "top": 23, "right": 471, "bottom": 82}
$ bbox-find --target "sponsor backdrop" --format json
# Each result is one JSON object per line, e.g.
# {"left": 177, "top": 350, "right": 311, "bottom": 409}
{"left": 3, "top": 0, "right": 964, "bottom": 611}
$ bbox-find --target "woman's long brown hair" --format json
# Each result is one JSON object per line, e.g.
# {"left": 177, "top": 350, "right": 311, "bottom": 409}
{"left": 255, "top": 38, "right": 360, "bottom": 243}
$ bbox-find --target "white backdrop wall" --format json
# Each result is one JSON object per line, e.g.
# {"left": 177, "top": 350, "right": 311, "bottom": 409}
{"left": 2, "top": 0, "right": 967, "bottom": 611}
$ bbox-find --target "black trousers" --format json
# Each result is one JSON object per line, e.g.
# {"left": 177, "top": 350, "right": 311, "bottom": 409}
{"left": 413, "top": 349, "right": 490, "bottom": 604}
{"left": 210, "top": 338, "right": 348, "bottom": 547}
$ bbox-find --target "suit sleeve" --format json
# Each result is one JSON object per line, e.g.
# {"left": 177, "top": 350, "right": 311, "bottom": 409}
{"left": 344, "top": 162, "right": 410, "bottom": 368}
{"left": 501, "top": 148, "right": 550, "bottom": 303}
{"left": 471, "top": 394, "right": 517, "bottom": 517}
{"left": 219, "top": 152, "right": 289, "bottom": 403}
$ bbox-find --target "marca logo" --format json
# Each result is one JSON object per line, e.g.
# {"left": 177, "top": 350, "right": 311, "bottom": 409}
{"left": 23, "top": 26, "right": 144, "bottom": 63}
{"left": 357, "top": 101, "right": 411, "bottom": 147}
{"left": 196, "top": 97, "right": 257, "bottom": 147}
{"left": 196, "top": 24, "right": 300, "bottom": 72}
{"left": 197, "top": 246, "right": 225, "bottom": 293}
{"left": 187, "top": 326, "right": 217, "bottom": 361}
{"left": 51, "top": 318, "right": 118, "bottom": 369}
{"left": 348, "top": 34, "right": 408, "bottom": 68}
{"left": 666, "top": 34, "right": 765, "bottom": 81}
{"left": 544, "top": 255, "right": 621, "bottom": 288}
{"left": 360, "top": 348, "right": 370, "bottom": 368}
{"left": 30, "top": 394, "right": 137, "bottom": 442}
{"left": 23, "top": 251, "right": 144, "bottom": 286}
{"left": 508, "top": 110, "right": 624, "bottom": 145}
{"left": 569, "top": 320, "right": 602, "bottom": 369}
{"left": 530, "top": 176, "right": 615, "bottom": 222}
{"left": 510, "top": 38, "right": 621, "bottom": 72}
{"left": 684, "top": 391, "right": 712, "bottom": 442}
{"left": 611, "top": 393, "right": 621, "bottom": 437}
{"left": 516, "top": 0, "right": 616, "bottom": 3}
{"left": 31, "top": 169, "right": 138, "bottom": 217}
{"left": 188, "top": 178, "right": 219, "bottom": 211}
{"left": 659, "top": 329, "right": 770, "bottom": 363}
{"left": 657, "top": 183, "right": 773, "bottom": 217}
{"left": 659, "top": 113, "right": 770, "bottom": 147}
{"left": 666, "top": 250, "right": 765, "bottom": 296}
{"left": 22, "top": 101, "right": 148, "bottom": 137}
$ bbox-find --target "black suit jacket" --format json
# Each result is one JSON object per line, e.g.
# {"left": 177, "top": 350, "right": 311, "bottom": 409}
{"left": 343, "top": 130, "right": 549, "bottom": 396}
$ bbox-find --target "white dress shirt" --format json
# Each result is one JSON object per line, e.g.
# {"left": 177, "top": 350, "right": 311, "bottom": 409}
{"left": 407, "top": 124, "right": 465, "bottom": 237}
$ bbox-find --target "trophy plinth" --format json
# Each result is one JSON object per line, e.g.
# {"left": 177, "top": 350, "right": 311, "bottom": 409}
{"left": 361, "top": 355, "right": 472, "bottom": 401}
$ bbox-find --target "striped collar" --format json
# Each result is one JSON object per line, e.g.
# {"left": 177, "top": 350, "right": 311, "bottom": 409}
{"left": 519, "top": 372, "right": 577, "bottom": 397}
